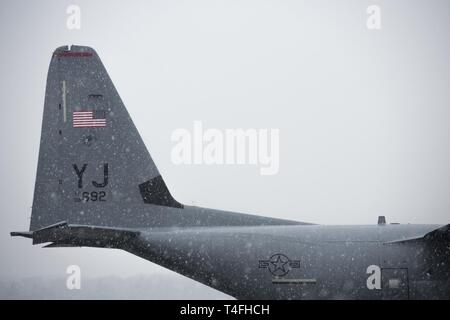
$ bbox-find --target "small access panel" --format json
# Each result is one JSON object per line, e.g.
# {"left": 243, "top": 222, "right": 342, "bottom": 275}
{"left": 381, "top": 268, "right": 409, "bottom": 299}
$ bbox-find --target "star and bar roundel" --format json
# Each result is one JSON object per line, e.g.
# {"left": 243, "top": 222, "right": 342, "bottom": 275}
{"left": 259, "top": 253, "right": 300, "bottom": 277}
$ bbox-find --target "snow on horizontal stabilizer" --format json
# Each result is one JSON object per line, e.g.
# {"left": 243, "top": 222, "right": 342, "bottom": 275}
{"left": 12, "top": 221, "right": 140, "bottom": 249}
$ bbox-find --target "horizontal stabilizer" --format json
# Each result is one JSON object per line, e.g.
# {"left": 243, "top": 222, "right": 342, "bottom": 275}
{"left": 11, "top": 221, "right": 140, "bottom": 248}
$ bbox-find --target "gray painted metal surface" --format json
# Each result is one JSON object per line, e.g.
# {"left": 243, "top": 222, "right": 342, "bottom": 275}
{"left": 12, "top": 46, "right": 450, "bottom": 299}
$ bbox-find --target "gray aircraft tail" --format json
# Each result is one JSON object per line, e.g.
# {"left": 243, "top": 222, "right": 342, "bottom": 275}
{"left": 25, "top": 45, "right": 302, "bottom": 234}
{"left": 29, "top": 45, "right": 183, "bottom": 231}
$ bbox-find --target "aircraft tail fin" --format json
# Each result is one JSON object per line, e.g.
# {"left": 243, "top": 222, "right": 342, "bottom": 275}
{"left": 24, "top": 45, "right": 303, "bottom": 234}
{"left": 29, "top": 45, "right": 182, "bottom": 231}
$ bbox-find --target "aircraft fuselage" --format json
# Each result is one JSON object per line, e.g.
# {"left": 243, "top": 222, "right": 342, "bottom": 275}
{"left": 127, "top": 223, "right": 450, "bottom": 299}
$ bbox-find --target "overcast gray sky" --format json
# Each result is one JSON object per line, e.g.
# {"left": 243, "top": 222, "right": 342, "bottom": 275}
{"left": 0, "top": 0, "right": 449, "bottom": 298}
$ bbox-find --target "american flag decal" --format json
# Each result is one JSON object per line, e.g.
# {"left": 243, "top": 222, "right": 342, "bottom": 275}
{"left": 73, "top": 110, "right": 106, "bottom": 128}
